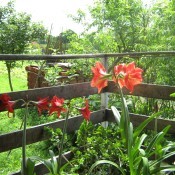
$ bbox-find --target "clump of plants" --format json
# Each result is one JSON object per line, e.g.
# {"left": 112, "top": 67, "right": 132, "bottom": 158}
{"left": 88, "top": 61, "right": 175, "bottom": 175}
{"left": 1, "top": 61, "right": 175, "bottom": 175}
{"left": 0, "top": 94, "right": 91, "bottom": 175}
{"left": 61, "top": 121, "right": 128, "bottom": 175}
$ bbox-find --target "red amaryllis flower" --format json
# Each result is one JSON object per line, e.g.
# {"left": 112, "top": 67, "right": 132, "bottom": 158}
{"left": 35, "top": 97, "right": 50, "bottom": 115}
{"left": 49, "top": 96, "right": 66, "bottom": 117}
{"left": 113, "top": 62, "right": 143, "bottom": 93}
{"left": 0, "top": 94, "right": 15, "bottom": 116}
{"left": 91, "top": 62, "right": 109, "bottom": 93}
{"left": 78, "top": 99, "right": 91, "bottom": 121}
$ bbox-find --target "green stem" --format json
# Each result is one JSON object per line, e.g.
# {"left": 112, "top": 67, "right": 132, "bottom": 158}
{"left": 117, "top": 85, "right": 135, "bottom": 174}
{"left": 117, "top": 85, "right": 130, "bottom": 146}
{"left": 6, "top": 61, "right": 14, "bottom": 91}
{"left": 22, "top": 104, "right": 28, "bottom": 175}
{"left": 34, "top": 61, "right": 46, "bottom": 88}
{"left": 57, "top": 102, "right": 71, "bottom": 174}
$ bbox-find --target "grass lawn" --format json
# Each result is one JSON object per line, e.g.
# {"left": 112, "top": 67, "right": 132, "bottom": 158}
{"left": 0, "top": 61, "right": 50, "bottom": 174}
{"left": 0, "top": 62, "right": 27, "bottom": 93}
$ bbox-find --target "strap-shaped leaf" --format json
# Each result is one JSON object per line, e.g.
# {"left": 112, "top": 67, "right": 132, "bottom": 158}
{"left": 151, "top": 165, "right": 175, "bottom": 174}
{"left": 132, "top": 133, "right": 147, "bottom": 159}
{"left": 111, "top": 106, "right": 121, "bottom": 125}
{"left": 150, "top": 151, "right": 175, "bottom": 169}
{"left": 49, "top": 150, "right": 58, "bottom": 174}
{"left": 142, "top": 157, "right": 150, "bottom": 175}
{"left": 26, "top": 158, "right": 35, "bottom": 175}
{"left": 88, "top": 160, "right": 125, "bottom": 175}
{"left": 145, "top": 125, "right": 170, "bottom": 157}
{"left": 133, "top": 112, "right": 161, "bottom": 140}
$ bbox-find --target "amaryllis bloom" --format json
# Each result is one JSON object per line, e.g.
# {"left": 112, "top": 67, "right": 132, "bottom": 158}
{"left": 34, "top": 97, "right": 50, "bottom": 115}
{"left": 0, "top": 94, "right": 15, "bottom": 116}
{"left": 78, "top": 99, "right": 91, "bottom": 121}
{"left": 49, "top": 95, "right": 66, "bottom": 117}
{"left": 91, "top": 62, "right": 109, "bottom": 93}
{"left": 113, "top": 62, "right": 143, "bottom": 93}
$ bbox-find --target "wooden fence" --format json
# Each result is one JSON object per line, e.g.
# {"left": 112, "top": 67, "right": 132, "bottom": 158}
{"left": 1, "top": 52, "right": 175, "bottom": 174}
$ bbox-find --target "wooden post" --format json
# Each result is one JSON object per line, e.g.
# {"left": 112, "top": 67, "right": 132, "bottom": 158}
{"left": 101, "top": 56, "right": 108, "bottom": 127}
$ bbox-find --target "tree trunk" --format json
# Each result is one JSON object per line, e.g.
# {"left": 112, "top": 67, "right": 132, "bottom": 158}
{"left": 5, "top": 61, "right": 13, "bottom": 91}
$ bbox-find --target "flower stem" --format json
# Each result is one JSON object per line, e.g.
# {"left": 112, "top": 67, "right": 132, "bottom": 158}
{"left": 117, "top": 85, "right": 135, "bottom": 174}
{"left": 57, "top": 101, "right": 71, "bottom": 174}
{"left": 22, "top": 104, "right": 28, "bottom": 175}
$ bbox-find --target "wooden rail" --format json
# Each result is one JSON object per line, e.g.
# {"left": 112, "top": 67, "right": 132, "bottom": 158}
{"left": 1, "top": 51, "right": 175, "bottom": 61}
{"left": 1, "top": 82, "right": 175, "bottom": 109}
{"left": 105, "top": 81, "right": 175, "bottom": 100}
{"left": 1, "top": 53, "right": 175, "bottom": 174}
{"left": 0, "top": 110, "right": 105, "bottom": 153}
{"left": 2, "top": 108, "right": 175, "bottom": 153}
{"left": 1, "top": 82, "right": 175, "bottom": 153}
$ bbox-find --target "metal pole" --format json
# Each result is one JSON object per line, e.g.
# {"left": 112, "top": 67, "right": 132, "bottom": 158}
{"left": 101, "top": 56, "right": 108, "bottom": 127}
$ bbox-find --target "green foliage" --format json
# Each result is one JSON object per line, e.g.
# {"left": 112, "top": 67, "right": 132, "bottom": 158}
{"left": 24, "top": 42, "right": 43, "bottom": 55}
{"left": 44, "top": 65, "right": 63, "bottom": 86}
{"left": 63, "top": 121, "right": 128, "bottom": 174}
{"left": 0, "top": 1, "right": 47, "bottom": 54}
{"left": 0, "top": 1, "right": 47, "bottom": 91}
{"left": 89, "top": 89, "right": 175, "bottom": 174}
{"left": 44, "top": 127, "right": 74, "bottom": 154}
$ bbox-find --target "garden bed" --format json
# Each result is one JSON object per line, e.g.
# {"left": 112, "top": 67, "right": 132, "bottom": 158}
{"left": 1, "top": 53, "right": 175, "bottom": 174}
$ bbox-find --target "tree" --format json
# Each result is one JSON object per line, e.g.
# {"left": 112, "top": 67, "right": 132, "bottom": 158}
{"left": 45, "top": 29, "right": 77, "bottom": 54}
{"left": 0, "top": 1, "right": 47, "bottom": 91}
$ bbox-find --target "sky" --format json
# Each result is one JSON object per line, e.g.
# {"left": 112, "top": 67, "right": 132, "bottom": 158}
{"left": 1, "top": 0, "right": 94, "bottom": 36}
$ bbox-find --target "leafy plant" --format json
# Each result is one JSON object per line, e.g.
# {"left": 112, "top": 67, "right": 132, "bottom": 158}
{"left": 88, "top": 61, "right": 175, "bottom": 174}
{"left": 0, "top": 93, "right": 91, "bottom": 175}
{"left": 63, "top": 121, "right": 128, "bottom": 174}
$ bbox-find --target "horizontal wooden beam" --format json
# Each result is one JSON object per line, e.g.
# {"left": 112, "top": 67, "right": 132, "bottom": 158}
{"left": 0, "top": 110, "right": 106, "bottom": 153}
{"left": 1, "top": 82, "right": 175, "bottom": 112}
{"left": 2, "top": 107, "right": 175, "bottom": 153}
{"left": 10, "top": 109, "right": 175, "bottom": 175}
{"left": 106, "top": 109, "right": 175, "bottom": 134}
{"left": 1, "top": 51, "right": 175, "bottom": 61}
{"left": 105, "top": 81, "right": 175, "bottom": 100}
{"left": 0, "top": 82, "right": 98, "bottom": 109}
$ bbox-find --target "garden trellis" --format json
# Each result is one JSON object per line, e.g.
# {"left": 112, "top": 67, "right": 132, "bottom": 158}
{"left": 1, "top": 52, "right": 175, "bottom": 174}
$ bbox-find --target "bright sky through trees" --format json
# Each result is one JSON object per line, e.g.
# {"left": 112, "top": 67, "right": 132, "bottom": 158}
{"left": 1, "top": 0, "right": 94, "bottom": 35}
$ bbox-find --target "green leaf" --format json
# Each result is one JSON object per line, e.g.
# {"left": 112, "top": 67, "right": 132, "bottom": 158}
{"left": 26, "top": 158, "right": 35, "bottom": 175}
{"left": 111, "top": 106, "right": 121, "bottom": 125}
{"left": 150, "top": 151, "right": 175, "bottom": 169}
{"left": 30, "top": 156, "right": 53, "bottom": 174}
{"left": 133, "top": 112, "right": 160, "bottom": 140}
{"left": 128, "top": 122, "right": 133, "bottom": 156}
{"left": 151, "top": 165, "right": 175, "bottom": 174}
{"left": 88, "top": 160, "right": 125, "bottom": 175}
{"left": 142, "top": 157, "right": 150, "bottom": 175}
{"left": 49, "top": 150, "right": 58, "bottom": 172}
{"left": 145, "top": 126, "right": 170, "bottom": 157}
{"left": 170, "top": 92, "right": 175, "bottom": 97}
{"left": 132, "top": 133, "right": 147, "bottom": 159}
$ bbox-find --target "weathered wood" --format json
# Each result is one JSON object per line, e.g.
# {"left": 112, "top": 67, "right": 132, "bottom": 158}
{"left": 0, "top": 110, "right": 106, "bottom": 153}
{"left": 1, "top": 51, "right": 175, "bottom": 61}
{"left": 1, "top": 82, "right": 175, "bottom": 112}
{"left": 0, "top": 82, "right": 98, "bottom": 109}
{"left": 2, "top": 107, "right": 175, "bottom": 153}
{"left": 10, "top": 109, "right": 175, "bottom": 175}
{"left": 105, "top": 81, "right": 175, "bottom": 100}
{"left": 10, "top": 151, "right": 74, "bottom": 175}
{"left": 106, "top": 109, "right": 175, "bottom": 134}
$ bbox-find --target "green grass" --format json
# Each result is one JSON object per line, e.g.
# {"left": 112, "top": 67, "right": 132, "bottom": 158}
{"left": 0, "top": 62, "right": 27, "bottom": 93}
{"left": 0, "top": 61, "right": 49, "bottom": 174}
{"left": 0, "top": 141, "right": 49, "bottom": 175}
